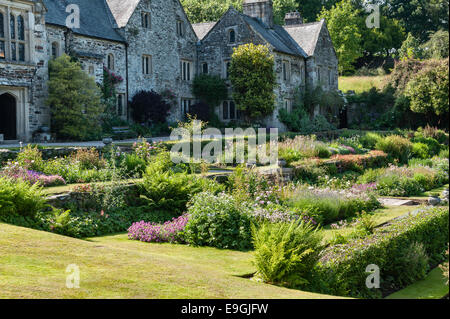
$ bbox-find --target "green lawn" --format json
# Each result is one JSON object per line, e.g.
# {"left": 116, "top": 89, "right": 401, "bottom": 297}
{"left": 0, "top": 223, "right": 337, "bottom": 299}
{"left": 339, "top": 75, "right": 387, "bottom": 94}
{"left": 322, "top": 206, "right": 415, "bottom": 242}
{"left": 386, "top": 267, "right": 449, "bottom": 299}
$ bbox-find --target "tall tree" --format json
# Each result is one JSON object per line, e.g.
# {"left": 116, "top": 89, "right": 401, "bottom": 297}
{"left": 46, "top": 55, "right": 104, "bottom": 141}
{"left": 229, "top": 44, "right": 276, "bottom": 120}
{"left": 319, "top": 0, "right": 363, "bottom": 74}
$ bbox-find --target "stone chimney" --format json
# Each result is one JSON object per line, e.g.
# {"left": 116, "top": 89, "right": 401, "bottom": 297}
{"left": 284, "top": 11, "right": 303, "bottom": 26}
{"left": 243, "top": 0, "right": 274, "bottom": 28}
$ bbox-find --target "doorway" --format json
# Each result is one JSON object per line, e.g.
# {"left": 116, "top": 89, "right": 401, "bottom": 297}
{"left": 0, "top": 93, "right": 17, "bottom": 140}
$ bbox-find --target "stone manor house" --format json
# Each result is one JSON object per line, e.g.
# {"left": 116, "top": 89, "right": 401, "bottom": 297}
{"left": 0, "top": 0, "right": 338, "bottom": 142}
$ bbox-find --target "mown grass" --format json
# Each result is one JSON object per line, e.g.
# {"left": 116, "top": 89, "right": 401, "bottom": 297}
{"left": 0, "top": 223, "right": 337, "bottom": 299}
{"left": 386, "top": 267, "right": 449, "bottom": 299}
{"left": 322, "top": 206, "right": 416, "bottom": 242}
{"left": 339, "top": 76, "right": 388, "bottom": 94}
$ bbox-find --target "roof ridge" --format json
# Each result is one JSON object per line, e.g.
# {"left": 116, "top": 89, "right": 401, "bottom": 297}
{"left": 283, "top": 20, "right": 323, "bottom": 28}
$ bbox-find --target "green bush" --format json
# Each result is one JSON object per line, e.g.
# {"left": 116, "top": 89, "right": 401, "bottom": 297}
{"left": 376, "top": 175, "right": 423, "bottom": 197}
{"left": 122, "top": 153, "right": 147, "bottom": 176}
{"left": 288, "top": 189, "right": 380, "bottom": 225}
{"left": 375, "top": 135, "right": 413, "bottom": 164}
{"left": 252, "top": 221, "right": 323, "bottom": 288}
{"left": 311, "top": 207, "right": 449, "bottom": 298}
{"left": 360, "top": 132, "right": 382, "bottom": 149}
{"left": 412, "top": 142, "right": 431, "bottom": 159}
{"left": 139, "top": 167, "right": 222, "bottom": 216}
{"left": 412, "top": 136, "right": 442, "bottom": 157}
{"left": 391, "top": 242, "right": 429, "bottom": 286}
{"left": 0, "top": 178, "right": 47, "bottom": 219}
{"left": 16, "top": 145, "right": 45, "bottom": 171}
{"left": 184, "top": 192, "right": 254, "bottom": 250}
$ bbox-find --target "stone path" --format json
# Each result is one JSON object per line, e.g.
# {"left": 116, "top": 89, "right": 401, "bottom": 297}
{"left": 378, "top": 198, "right": 418, "bottom": 206}
{"left": 0, "top": 136, "right": 172, "bottom": 148}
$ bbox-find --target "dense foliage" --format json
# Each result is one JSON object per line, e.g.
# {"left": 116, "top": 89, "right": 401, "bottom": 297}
{"left": 47, "top": 55, "right": 104, "bottom": 141}
{"left": 229, "top": 44, "right": 276, "bottom": 120}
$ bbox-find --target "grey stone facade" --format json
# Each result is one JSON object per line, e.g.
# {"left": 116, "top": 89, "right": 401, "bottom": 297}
{"left": 1, "top": 0, "right": 338, "bottom": 141}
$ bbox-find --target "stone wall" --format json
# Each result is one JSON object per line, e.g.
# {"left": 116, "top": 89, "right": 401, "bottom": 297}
{"left": 197, "top": 8, "right": 305, "bottom": 131}
{"left": 306, "top": 23, "right": 338, "bottom": 92}
{"left": 118, "top": 0, "right": 198, "bottom": 123}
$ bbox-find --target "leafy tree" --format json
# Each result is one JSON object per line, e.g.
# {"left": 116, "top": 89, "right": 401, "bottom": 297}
{"left": 360, "top": 15, "right": 405, "bottom": 57}
{"left": 399, "top": 33, "right": 426, "bottom": 60}
{"left": 181, "top": 0, "right": 299, "bottom": 25}
{"left": 46, "top": 54, "right": 104, "bottom": 141}
{"left": 319, "top": 0, "right": 363, "bottom": 74}
{"left": 129, "top": 90, "right": 171, "bottom": 124}
{"left": 383, "top": 0, "right": 449, "bottom": 41}
{"left": 229, "top": 44, "right": 276, "bottom": 120}
{"left": 181, "top": 0, "right": 242, "bottom": 23}
{"left": 273, "top": 0, "right": 299, "bottom": 25}
{"left": 422, "top": 30, "right": 450, "bottom": 59}
{"left": 405, "top": 59, "right": 449, "bottom": 117}
{"left": 192, "top": 74, "right": 228, "bottom": 107}
{"left": 298, "top": 0, "right": 339, "bottom": 23}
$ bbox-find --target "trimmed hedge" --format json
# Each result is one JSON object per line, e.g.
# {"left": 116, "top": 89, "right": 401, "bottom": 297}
{"left": 310, "top": 207, "right": 449, "bottom": 299}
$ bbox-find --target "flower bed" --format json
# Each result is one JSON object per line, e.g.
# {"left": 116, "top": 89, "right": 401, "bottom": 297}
{"left": 1, "top": 164, "right": 66, "bottom": 187}
{"left": 128, "top": 214, "right": 189, "bottom": 243}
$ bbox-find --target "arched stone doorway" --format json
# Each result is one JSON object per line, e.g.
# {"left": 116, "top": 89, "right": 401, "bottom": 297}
{"left": 0, "top": 93, "right": 17, "bottom": 140}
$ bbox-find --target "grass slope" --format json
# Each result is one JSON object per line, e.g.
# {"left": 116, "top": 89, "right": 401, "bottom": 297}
{"left": 0, "top": 223, "right": 336, "bottom": 299}
{"left": 339, "top": 76, "right": 387, "bottom": 94}
{"left": 386, "top": 268, "right": 449, "bottom": 299}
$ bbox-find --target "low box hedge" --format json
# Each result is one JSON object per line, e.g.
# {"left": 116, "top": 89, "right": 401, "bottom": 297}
{"left": 309, "top": 207, "right": 449, "bottom": 299}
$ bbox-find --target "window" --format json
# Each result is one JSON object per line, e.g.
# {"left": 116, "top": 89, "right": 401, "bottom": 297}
{"left": 282, "top": 61, "right": 290, "bottom": 82}
{"left": 117, "top": 94, "right": 126, "bottom": 116}
{"left": 222, "top": 101, "right": 229, "bottom": 120}
{"left": 181, "top": 60, "right": 192, "bottom": 81}
{"left": 176, "top": 20, "right": 184, "bottom": 37}
{"left": 224, "top": 61, "right": 231, "bottom": 79}
{"left": 107, "top": 53, "right": 114, "bottom": 70}
{"left": 88, "top": 65, "right": 95, "bottom": 75}
{"left": 229, "top": 29, "right": 236, "bottom": 43}
{"left": 141, "top": 12, "right": 151, "bottom": 29}
{"left": 229, "top": 101, "right": 236, "bottom": 120}
{"left": 222, "top": 101, "right": 239, "bottom": 120}
{"left": 0, "top": 12, "right": 26, "bottom": 62}
{"left": 51, "top": 42, "right": 59, "bottom": 58}
{"left": 317, "top": 66, "right": 321, "bottom": 83}
{"left": 0, "top": 12, "right": 5, "bottom": 60}
{"left": 328, "top": 68, "right": 333, "bottom": 86}
{"left": 181, "top": 98, "right": 193, "bottom": 118}
{"left": 202, "top": 62, "right": 208, "bottom": 74}
{"left": 142, "top": 55, "right": 152, "bottom": 75}
{"left": 284, "top": 99, "right": 293, "bottom": 113}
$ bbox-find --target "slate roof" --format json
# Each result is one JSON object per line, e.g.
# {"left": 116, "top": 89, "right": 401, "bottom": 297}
{"left": 283, "top": 20, "right": 324, "bottom": 57}
{"left": 106, "top": 0, "right": 141, "bottom": 28}
{"left": 192, "top": 22, "right": 217, "bottom": 40}
{"left": 43, "top": 0, "right": 125, "bottom": 42}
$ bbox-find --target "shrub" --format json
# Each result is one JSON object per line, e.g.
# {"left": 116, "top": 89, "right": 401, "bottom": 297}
{"left": 16, "top": 145, "right": 44, "bottom": 171}
{"left": 130, "top": 90, "right": 171, "bottom": 124}
{"left": 391, "top": 242, "right": 429, "bottom": 286}
{"left": 139, "top": 169, "right": 220, "bottom": 216}
{"left": 252, "top": 221, "right": 323, "bottom": 288}
{"left": 412, "top": 136, "right": 442, "bottom": 157}
{"left": 311, "top": 207, "right": 449, "bottom": 298}
{"left": 71, "top": 148, "right": 106, "bottom": 170}
{"left": 360, "top": 133, "right": 382, "bottom": 150}
{"left": 47, "top": 55, "right": 104, "bottom": 141}
{"left": 375, "top": 135, "right": 413, "bottom": 164}
{"left": 192, "top": 74, "right": 228, "bottom": 109}
{"left": 122, "top": 153, "right": 147, "bottom": 176}
{"left": 441, "top": 247, "right": 449, "bottom": 286}
{"left": 412, "top": 142, "right": 431, "bottom": 159}
{"left": 288, "top": 188, "right": 380, "bottom": 225}
{"left": 0, "top": 178, "right": 47, "bottom": 219}
{"left": 229, "top": 44, "right": 276, "bottom": 119}
{"left": 184, "top": 192, "right": 254, "bottom": 250}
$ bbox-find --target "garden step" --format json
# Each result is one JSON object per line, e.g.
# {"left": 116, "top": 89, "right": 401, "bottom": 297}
{"left": 379, "top": 198, "right": 418, "bottom": 206}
